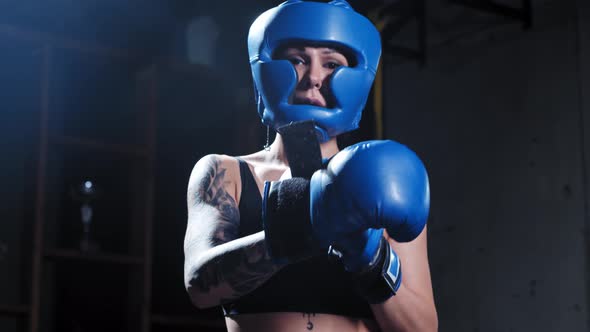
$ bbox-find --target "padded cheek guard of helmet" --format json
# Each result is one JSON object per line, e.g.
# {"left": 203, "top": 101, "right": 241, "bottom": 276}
{"left": 248, "top": 0, "right": 382, "bottom": 141}
{"left": 252, "top": 60, "right": 375, "bottom": 140}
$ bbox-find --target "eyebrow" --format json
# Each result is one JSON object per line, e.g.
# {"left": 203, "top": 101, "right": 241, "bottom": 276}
{"left": 273, "top": 45, "right": 354, "bottom": 65}
{"left": 290, "top": 46, "right": 337, "bottom": 54}
{"left": 321, "top": 49, "right": 338, "bottom": 55}
{"left": 285, "top": 47, "right": 344, "bottom": 59}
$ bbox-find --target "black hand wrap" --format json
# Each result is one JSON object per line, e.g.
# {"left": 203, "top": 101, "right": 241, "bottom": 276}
{"left": 263, "top": 178, "right": 318, "bottom": 263}
{"left": 262, "top": 120, "right": 324, "bottom": 264}
{"left": 277, "top": 120, "right": 323, "bottom": 179}
{"left": 352, "top": 237, "right": 402, "bottom": 304}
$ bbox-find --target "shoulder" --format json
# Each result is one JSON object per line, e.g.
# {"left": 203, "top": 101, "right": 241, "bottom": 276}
{"left": 187, "top": 154, "right": 241, "bottom": 205}
{"left": 189, "top": 154, "right": 239, "bottom": 180}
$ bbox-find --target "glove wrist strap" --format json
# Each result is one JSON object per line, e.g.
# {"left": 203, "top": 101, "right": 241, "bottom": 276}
{"left": 352, "top": 237, "right": 402, "bottom": 304}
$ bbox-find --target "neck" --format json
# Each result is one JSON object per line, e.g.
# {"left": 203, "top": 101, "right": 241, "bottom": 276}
{"left": 266, "top": 133, "right": 340, "bottom": 166}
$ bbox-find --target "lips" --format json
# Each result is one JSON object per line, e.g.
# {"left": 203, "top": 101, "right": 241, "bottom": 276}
{"left": 293, "top": 97, "right": 325, "bottom": 107}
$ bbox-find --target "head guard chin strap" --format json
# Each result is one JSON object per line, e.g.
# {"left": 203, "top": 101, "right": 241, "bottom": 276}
{"left": 248, "top": 0, "right": 382, "bottom": 142}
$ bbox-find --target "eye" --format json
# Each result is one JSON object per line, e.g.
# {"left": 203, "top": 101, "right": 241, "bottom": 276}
{"left": 288, "top": 57, "right": 305, "bottom": 66}
{"left": 325, "top": 61, "right": 342, "bottom": 70}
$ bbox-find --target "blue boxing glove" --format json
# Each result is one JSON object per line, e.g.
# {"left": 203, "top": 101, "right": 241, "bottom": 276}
{"left": 310, "top": 140, "right": 430, "bottom": 247}
{"left": 262, "top": 140, "right": 429, "bottom": 302}
{"left": 309, "top": 140, "right": 430, "bottom": 302}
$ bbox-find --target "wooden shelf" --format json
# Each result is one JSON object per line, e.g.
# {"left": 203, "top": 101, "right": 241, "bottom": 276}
{"left": 50, "top": 135, "right": 150, "bottom": 159}
{"left": 151, "top": 314, "right": 225, "bottom": 328}
{"left": 0, "top": 304, "right": 29, "bottom": 317}
{"left": 44, "top": 249, "right": 144, "bottom": 266}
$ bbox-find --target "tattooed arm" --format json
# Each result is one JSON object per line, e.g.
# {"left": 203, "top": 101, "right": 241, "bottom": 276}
{"left": 183, "top": 154, "right": 283, "bottom": 309}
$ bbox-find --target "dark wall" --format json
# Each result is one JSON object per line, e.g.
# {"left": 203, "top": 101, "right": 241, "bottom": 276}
{"left": 381, "top": 1, "right": 590, "bottom": 330}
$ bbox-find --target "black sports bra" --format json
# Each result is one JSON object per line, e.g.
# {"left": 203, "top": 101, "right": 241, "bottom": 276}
{"left": 222, "top": 158, "right": 374, "bottom": 319}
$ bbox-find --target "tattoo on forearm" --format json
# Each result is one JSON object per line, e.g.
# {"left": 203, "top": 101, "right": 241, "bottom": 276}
{"left": 196, "top": 239, "right": 279, "bottom": 302}
{"left": 190, "top": 156, "right": 280, "bottom": 301}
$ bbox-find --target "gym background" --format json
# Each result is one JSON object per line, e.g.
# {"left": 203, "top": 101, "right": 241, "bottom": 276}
{"left": 0, "top": 0, "right": 588, "bottom": 331}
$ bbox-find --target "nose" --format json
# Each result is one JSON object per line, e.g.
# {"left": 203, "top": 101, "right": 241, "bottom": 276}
{"left": 303, "top": 61, "right": 325, "bottom": 90}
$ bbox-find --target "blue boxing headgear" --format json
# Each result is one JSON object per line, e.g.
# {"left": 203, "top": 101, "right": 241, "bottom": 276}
{"left": 248, "top": 0, "right": 382, "bottom": 142}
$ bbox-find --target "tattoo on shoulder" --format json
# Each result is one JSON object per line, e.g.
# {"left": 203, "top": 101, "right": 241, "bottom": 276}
{"left": 194, "top": 156, "right": 240, "bottom": 244}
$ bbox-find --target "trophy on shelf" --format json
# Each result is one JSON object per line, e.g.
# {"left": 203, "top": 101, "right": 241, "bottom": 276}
{"left": 70, "top": 179, "right": 101, "bottom": 253}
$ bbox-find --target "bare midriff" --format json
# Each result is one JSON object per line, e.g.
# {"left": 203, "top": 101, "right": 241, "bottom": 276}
{"left": 225, "top": 312, "right": 380, "bottom": 332}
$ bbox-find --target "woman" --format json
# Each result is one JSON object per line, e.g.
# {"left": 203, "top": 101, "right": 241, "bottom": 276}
{"left": 184, "top": 1, "right": 437, "bottom": 331}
